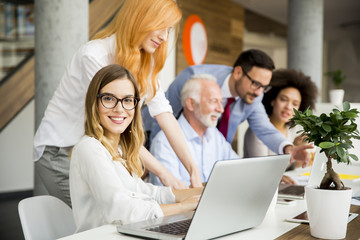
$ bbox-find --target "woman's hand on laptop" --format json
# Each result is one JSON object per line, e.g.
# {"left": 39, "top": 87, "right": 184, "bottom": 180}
{"left": 173, "top": 187, "right": 203, "bottom": 203}
{"left": 179, "top": 194, "right": 201, "bottom": 212}
{"left": 160, "top": 187, "right": 203, "bottom": 216}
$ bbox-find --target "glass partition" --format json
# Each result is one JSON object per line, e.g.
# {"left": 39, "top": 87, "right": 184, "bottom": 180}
{"left": 0, "top": 1, "right": 34, "bottom": 82}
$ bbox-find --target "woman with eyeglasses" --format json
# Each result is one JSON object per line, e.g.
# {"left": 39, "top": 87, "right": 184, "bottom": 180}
{"left": 243, "top": 69, "right": 318, "bottom": 183}
{"left": 70, "top": 65, "right": 203, "bottom": 232}
{"left": 34, "top": 0, "right": 202, "bottom": 206}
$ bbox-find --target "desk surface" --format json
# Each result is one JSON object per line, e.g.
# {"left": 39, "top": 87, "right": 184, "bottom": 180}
{"left": 276, "top": 205, "right": 360, "bottom": 240}
{"left": 59, "top": 164, "right": 360, "bottom": 240}
{"left": 58, "top": 201, "right": 360, "bottom": 240}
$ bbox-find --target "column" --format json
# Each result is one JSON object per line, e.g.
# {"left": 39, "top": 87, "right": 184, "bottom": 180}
{"left": 35, "top": 0, "right": 88, "bottom": 128}
{"left": 287, "top": 0, "right": 324, "bottom": 94}
{"left": 34, "top": 0, "right": 88, "bottom": 195}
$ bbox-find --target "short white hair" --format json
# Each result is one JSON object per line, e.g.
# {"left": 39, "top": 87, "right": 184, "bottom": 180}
{"left": 180, "top": 74, "right": 217, "bottom": 107}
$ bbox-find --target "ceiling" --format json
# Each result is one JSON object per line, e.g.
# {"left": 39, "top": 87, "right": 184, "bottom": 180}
{"left": 232, "top": 0, "right": 360, "bottom": 41}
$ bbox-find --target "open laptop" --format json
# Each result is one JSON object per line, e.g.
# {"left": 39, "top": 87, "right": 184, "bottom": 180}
{"left": 278, "top": 149, "right": 319, "bottom": 200}
{"left": 278, "top": 147, "right": 360, "bottom": 200}
{"left": 116, "top": 155, "right": 290, "bottom": 240}
{"left": 278, "top": 183, "right": 305, "bottom": 200}
{"left": 308, "top": 147, "right": 360, "bottom": 197}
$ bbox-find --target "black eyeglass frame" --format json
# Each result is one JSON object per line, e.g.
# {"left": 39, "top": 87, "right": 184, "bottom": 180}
{"left": 241, "top": 67, "right": 272, "bottom": 93}
{"left": 98, "top": 93, "right": 140, "bottom": 110}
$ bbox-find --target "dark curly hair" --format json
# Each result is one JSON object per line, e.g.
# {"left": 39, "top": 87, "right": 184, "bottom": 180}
{"left": 262, "top": 69, "right": 318, "bottom": 116}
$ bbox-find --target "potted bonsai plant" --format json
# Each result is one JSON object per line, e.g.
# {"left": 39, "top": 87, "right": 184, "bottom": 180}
{"left": 291, "top": 101, "right": 359, "bottom": 239}
{"left": 325, "top": 69, "right": 346, "bottom": 106}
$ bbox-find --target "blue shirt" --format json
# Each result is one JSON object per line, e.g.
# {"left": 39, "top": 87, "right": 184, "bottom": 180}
{"left": 149, "top": 114, "right": 239, "bottom": 186}
{"left": 142, "top": 64, "right": 291, "bottom": 154}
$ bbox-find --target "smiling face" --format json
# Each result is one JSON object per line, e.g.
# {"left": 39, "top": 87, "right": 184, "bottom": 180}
{"left": 194, "top": 81, "right": 224, "bottom": 129}
{"left": 271, "top": 87, "right": 301, "bottom": 123}
{"left": 139, "top": 28, "right": 171, "bottom": 54}
{"left": 232, "top": 66, "right": 272, "bottom": 104}
{"left": 98, "top": 79, "right": 135, "bottom": 141}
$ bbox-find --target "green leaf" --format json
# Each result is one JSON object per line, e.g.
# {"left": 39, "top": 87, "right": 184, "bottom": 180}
{"left": 349, "top": 154, "right": 359, "bottom": 161}
{"left": 321, "top": 124, "right": 332, "bottom": 132}
{"left": 320, "top": 113, "right": 328, "bottom": 121}
{"left": 305, "top": 108, "right": 312, "bottom": 117}
{"left": 343, "top": 101, "right": 350, "bottom": 111}
{"left": 335, "top": 113, "right": 343, "bottom": 120}
{"left": 336, "top": 146, "right": 345, "bottom": 158}
{"left": 319, "top": 142, "right": 335, "bottom": 149}
{"left": 338, "top": 143, "right": 351, "bottom": 149}
{"left": 344, "top": 112, "right": 358, "bottom": 119}
{"left": 328, "top": 147, "right": 336, "bottom": 156}
{"left": 350, "top": 109, "right": 359, "bottom": 114}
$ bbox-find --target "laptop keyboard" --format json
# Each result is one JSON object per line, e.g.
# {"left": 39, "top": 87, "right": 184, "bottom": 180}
{"left": 146, "top": 219, "right": 191, "bottom": 235}
{"left": 279, "top": 185, "right": 305, "bottom": 195}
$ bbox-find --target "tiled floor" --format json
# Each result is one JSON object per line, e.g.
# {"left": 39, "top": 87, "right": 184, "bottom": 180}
{"left": 0, "top": 192, "right": 32, "bottom": 240}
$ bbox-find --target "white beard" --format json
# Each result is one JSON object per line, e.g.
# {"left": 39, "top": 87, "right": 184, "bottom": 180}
{"left": 194, "top": 107, "right": 221, "bottom": 128}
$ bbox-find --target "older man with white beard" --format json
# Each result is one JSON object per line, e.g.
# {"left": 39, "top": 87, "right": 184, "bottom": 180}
{"left": 149, "top": 74, "right": 238, "bottom": 186}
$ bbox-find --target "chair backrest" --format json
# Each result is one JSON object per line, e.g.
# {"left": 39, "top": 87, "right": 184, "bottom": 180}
{"left": 18, "top": 195, "right": 76, "bottom": 240}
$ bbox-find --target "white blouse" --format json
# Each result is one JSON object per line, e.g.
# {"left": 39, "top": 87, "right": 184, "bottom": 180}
{"left": 69, "top": 136, "right": 175, "bottom": 232}
{"left": 243, "top": 124, "right": 302, "bottom": 157}
{"left": 33, "top": 34, "right": 172, "bottom": 161}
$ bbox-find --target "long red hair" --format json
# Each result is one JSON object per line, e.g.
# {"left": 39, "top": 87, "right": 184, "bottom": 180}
{"left": 94, "top": 0, "right": 182, "bottom": 100}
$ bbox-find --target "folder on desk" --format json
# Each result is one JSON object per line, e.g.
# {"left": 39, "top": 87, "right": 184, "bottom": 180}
{"left": 302, "top": 172, "right": 360, "bottom": 181}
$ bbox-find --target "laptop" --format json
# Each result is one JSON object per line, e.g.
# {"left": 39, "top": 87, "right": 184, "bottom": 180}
{"left": 308, "top": 147, "right": 360, "bottom": 197}
{"left": 278, "top": 148, "right": 323, "bottom": 200}
{"left": 278, "top": 147, "right": 360, "bottom": 199}
{"left": 116, "top": 155, "right": 290, "bottom": 240}
{"left": 278, "top": 183, "right": 305, "bottom": 200}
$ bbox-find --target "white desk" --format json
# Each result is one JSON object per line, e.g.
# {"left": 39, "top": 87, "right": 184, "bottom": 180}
{"left": 58, "top": 199, "right": 307, "bottom": 240}
{"left": 58, "top": 163, "right": 360, "bottom": 239}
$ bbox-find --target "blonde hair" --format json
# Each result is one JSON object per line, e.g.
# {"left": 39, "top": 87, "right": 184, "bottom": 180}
{"left": 94, "top": 0, "right": 182, "bottom": 100}
{"left": 84, "top": 64, "right": 145, "bottom": 177}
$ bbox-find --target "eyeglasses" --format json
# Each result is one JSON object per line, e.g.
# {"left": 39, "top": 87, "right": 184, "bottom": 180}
{"left": 98, "top": 93, "right": 139, "bottom": 110}
{"left": 241, "top": 67, "right": 272, "bottom": 93}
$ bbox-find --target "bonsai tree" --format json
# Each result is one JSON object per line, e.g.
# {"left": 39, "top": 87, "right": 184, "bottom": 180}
{"left": 291, "top": 102, "right": 360, "bottom": 190}
{"left": 325, "top": 69, "right": 346, "bottom": 89}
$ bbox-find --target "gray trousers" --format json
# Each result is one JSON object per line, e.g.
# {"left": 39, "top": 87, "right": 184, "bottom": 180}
{"left": 35, "top": 145, "right": 72, "bottom": 207}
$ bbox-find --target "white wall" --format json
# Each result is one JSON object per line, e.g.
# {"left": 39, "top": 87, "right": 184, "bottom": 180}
{"left": 0, "top": 100, "right": 34, "bottom": 193}
{"left": 243, "top": 30, "right": 288, "bottom": 69}
{"left": 326, "top": 39, "right": 360, "bottom": 103}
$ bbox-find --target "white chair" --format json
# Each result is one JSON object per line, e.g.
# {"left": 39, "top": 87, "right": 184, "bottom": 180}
{"left": 18, "top": 195, "right": 76, "bottom": 240}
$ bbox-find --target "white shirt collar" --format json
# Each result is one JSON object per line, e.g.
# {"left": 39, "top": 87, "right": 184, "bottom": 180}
{"left": 220, "top": 73, "right": 239, "bottom": 105}
{"left": 220, "top": 73, "right": 232, "bottom": 98}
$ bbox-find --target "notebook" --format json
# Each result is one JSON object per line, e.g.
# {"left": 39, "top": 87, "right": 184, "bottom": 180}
{"left": 116, "top": 155, "right": 290, "bottom": 240}
{"left": 278, "top": 148, "right": 319, "bottom": 200}
{"left": 278, "top": 183, "right": 305, "bottom": 200}
{"left": 307, "top": 147, "right": 360, "bottom": 197}
{"left": 278, "top": 147, "right": 360, "bottom": 199}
